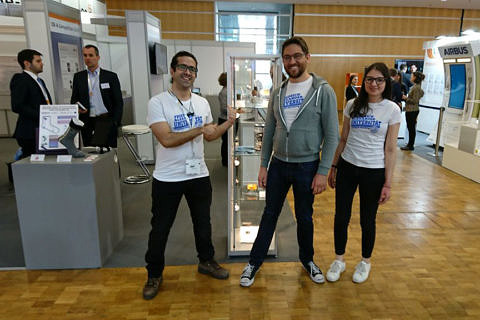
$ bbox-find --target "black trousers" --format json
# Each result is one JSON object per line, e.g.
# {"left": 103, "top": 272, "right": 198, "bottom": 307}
{"left": 16, "top": 138, "right": 36, "bottom": 158}
{"left": 81, "top": 114, "right": 117, "bottom": 148}
{"left": 334, "top": 157, "right": 385, "bottom": 259}
{"left": 218, "top": 118, "right": 228, "bottom": 166}
{"left": 145, "top": 177, "right": 215, "bottom": 277}
{"left": 405, "top": 110, "right": 419, "bottom": 148}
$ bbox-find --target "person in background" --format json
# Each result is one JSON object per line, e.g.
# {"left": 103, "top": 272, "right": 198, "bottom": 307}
{"left": 217, "top": 72, "right": 228, "bottom": 166}
{"left": 326, "top": 62, "right": 401, "bottom": 284}
{"left": 71, "top": 45, "right": 123, "bottom": 148}
{"left": 399, "top": 64, "right": 413, "bottom": 92}
{"left": 10, "top": 49, "right": 52, "bottom": 158}
{"left": 389, "top": 68, "right": 403, "bottom": 109}
{"left": 401, "top": 71, "right": 425, "bottom": 151}
{"left": 239, "top": 36, "right": 339, "bottom": 288}
{"left": 142, "top": 51, "right": 235, "bottom": 300}
{"left": 345, "top": 74, "right": 359, "bottom": 102}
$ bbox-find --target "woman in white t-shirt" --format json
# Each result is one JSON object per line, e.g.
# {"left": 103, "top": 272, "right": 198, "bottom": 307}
{"left": 325, "top": 62, "right": 401, "bottom": 284}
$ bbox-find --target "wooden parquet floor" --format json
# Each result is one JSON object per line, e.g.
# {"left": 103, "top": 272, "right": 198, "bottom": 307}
{"left": 1, "top": 150, "right": 480, "bottom": 319}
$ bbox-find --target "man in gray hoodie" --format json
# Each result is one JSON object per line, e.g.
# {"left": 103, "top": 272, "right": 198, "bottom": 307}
{"left": 240, "top": 36, "right": 339, "bottom": 287}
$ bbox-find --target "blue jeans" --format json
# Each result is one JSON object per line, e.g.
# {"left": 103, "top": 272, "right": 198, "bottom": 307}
{"left": 249, "top": 157, "right": 319, "bottom": 267}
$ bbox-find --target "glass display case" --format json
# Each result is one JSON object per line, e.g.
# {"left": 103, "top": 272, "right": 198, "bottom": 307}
{"left": 226, "top": 55, "right": 282, "bottom": 256}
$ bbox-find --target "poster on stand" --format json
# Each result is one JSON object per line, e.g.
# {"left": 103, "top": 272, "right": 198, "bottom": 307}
{"left": 49, "top": 13, "right": 83, "bottom": 104}
{"left": 38, "top": 104, "right": 78, "bottom": 152}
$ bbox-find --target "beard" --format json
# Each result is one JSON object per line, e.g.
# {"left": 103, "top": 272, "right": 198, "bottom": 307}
{"left": 285, "top": 62, "right": 306, "bottom": 79}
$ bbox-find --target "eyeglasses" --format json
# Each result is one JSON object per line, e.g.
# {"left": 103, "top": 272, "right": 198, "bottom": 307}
{"left": 282, "top": 53, "right": 305, "bottom": 62}
{"left": 365, "top": 77, "right": 386, "bottom": 85}
{"left": 176, "top": 64, "right": 198, "bottom": 73}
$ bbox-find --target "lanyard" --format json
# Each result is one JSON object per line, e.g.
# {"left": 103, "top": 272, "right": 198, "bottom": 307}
{"left": 168, "top": 89, "right": 199, "bottom": 158}
{"left": 87, "top": 69, "right": 100, "bottom": 96}
{"left": 168, "top": 89, "right": 195, "bottom": 127}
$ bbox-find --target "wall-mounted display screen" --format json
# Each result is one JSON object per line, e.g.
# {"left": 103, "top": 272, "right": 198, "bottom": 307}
{"left": 448, "top": 64, "right": 466, "bottom": 110}
{"left": 149, "top": 42, "right": 167, "bottom": 75}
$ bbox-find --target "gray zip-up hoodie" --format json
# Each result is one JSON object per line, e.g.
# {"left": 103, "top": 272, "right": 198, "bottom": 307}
{"left": 260, "top": 73, "right": 339, "bottom": 176}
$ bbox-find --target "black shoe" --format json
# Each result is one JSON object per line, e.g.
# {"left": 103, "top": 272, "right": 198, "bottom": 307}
{"left": 198, "top": 260, "right": 229, "bottom": 279}
{"left": 400, "top": 145, "right": 414, "bottom": 151}
{"left": 303, "top": 261, "right": 325, "bottom": 284}
{"left": 240, "top": 263, "right": 259, "bottom": 287}
{"left": 142, "top": 276, "right": 162, "bottom": 300}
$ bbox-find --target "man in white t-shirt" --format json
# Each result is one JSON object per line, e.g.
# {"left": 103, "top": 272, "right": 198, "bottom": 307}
{"left": 142, "top": 51, "right": 235, "bottom": 300}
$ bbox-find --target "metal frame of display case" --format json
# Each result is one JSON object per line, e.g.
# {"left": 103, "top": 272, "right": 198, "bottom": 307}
{"left": 226, "top": 54, "right": 282, "bottom": 256}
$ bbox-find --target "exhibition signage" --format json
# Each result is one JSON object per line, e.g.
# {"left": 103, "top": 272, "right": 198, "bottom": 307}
{"left": 439, "top": 44, "right": 472, "bottom": 58}
{"left": 48, "top": 10, "right": 83, "bottom": 104}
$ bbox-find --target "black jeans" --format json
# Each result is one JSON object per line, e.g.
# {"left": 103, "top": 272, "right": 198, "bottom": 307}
{"left": 145, "top": 177, "right": 215, "bottom": 277}
{"left": 405, "top": 110, "right": 419, "bottom": 148}
{"left": 249, "top": 157, "right": 319, "bottom": 267}
{"left": 334, "top": 157, "right": 385, "bottom": 259}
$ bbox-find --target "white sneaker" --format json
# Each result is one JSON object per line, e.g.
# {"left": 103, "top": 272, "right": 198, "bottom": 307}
{"left": 303, "top": 261, "right": 325, "bottom": 284}
{"left": 352, "top": 261, "right": 371, "bottom": 283}
{"left": 326, "top": 260, "right": 346, "bottom": 282}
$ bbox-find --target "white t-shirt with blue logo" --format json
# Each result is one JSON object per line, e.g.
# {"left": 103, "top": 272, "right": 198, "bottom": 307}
{"left": 341, "top": 99, "right": 401, "bottom": 168}
{"left": 283, "top": 76, "right": 312, "bottom": 131}
{"left": 147, "top": 91, "right": 213, "bottom": 182}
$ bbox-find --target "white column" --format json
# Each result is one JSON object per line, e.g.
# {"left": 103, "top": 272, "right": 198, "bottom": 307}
{"left": 125, "top": 10, "right": 162, "bottom": 163}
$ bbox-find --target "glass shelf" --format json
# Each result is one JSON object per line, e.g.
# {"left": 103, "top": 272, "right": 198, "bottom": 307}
{"left": 227, "top": 54, "right": 282, "bottom": 256}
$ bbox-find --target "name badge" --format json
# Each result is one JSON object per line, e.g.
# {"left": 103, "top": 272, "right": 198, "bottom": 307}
{"left": 100, "top": 83, "right": 110, "bottom": 89}
{"left": 185, "top": 159, "right": 201, "bottom": 175}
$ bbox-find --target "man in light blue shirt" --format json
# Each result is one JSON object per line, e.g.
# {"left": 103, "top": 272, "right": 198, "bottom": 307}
{"left": 71, "top": 45, "right": 123, "bottom": 148}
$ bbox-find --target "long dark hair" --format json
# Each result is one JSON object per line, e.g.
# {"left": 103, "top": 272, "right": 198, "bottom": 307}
{"left": 350, "top": 62, "right": 392, "bottom": 118}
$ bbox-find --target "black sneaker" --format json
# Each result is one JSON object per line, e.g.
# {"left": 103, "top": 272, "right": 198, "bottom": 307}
{"left": 240, "top": 263, "right": 259, "bottom": 287}
{"left": 400, "top": 145, "right": 414, "bottom": 151}
{"left": 303, "top": 261, "right": 325, "bottom": 284}
{"left": 142, "top": 276, "right": 162, "bottom": 300}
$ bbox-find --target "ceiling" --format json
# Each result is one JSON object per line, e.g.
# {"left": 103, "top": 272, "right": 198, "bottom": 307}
{"left": 207, "top": 0, "right": 480, "bottom": 10}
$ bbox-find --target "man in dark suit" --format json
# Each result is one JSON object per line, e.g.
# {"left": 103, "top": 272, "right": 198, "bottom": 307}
{"left": 71, "top": 45, "right": 123, "bottom": 148}
{"left": 399, "top": 64, "right": 413, "bottom": 92}
{"left": 10, "top": 49, "right": 53, "bottom": 158}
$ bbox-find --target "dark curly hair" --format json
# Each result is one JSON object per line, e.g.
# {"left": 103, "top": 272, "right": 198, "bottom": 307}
{"left": 412, "top": 71, "right": 425, "bottom": 84}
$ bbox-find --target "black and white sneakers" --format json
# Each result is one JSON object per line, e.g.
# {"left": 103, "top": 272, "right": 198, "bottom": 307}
{"left": 303, "top": 261, "right": 325, "bottom": 284}
{"left": 239, "top": 263, "right": 259, "bottom": 287}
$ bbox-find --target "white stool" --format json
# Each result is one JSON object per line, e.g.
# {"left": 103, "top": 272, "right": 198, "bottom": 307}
{"left": 122, "top": 124, "right": 151, "bottom": 184}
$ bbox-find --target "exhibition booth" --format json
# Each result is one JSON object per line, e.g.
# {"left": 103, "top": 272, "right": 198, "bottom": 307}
{"left": 1, "top": 0, "right": 261, "bottom": 269}
{"left": 420, "top": 34, "right": 480, "bottom": 182}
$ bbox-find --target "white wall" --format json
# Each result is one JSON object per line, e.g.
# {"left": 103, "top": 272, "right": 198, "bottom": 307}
{"left": 161, "top": 40, "right": 255, "bottom": 96}
{"left": 109, "top": 41, "right": 131, "bottom": 96}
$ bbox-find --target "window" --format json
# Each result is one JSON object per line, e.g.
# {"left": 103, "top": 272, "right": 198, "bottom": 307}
{"left": 216, "top": 2, "right": 292, "bottom": 55}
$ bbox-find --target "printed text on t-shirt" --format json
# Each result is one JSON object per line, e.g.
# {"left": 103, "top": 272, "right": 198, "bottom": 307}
{"left": 173, "top": 114, "right": 203, "bottom": 130}
{"left": 351, "top": 115, "right": 382, "bottom": 133}
{"left": 284, "top": 93, "right": 304, "bottom": 109}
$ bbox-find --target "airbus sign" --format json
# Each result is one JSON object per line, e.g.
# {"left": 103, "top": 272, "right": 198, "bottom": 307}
{"left": 439, "top": 44, "right": 472, "bottom": 58}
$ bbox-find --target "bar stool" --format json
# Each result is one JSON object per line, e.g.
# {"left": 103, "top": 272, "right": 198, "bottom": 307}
{"left": 122, "top": 124, "right": 151, "bottom": 184}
